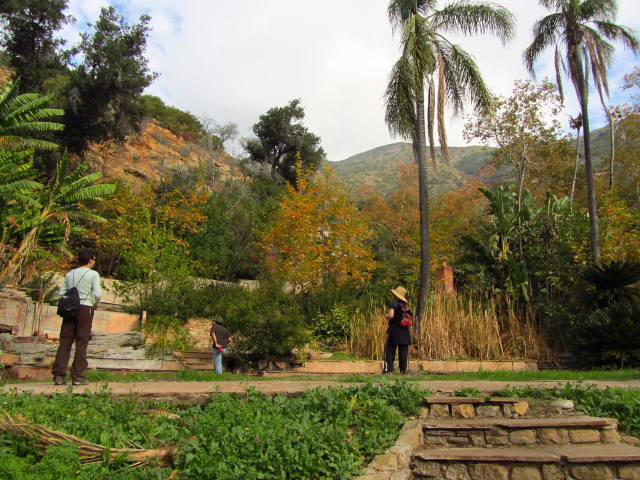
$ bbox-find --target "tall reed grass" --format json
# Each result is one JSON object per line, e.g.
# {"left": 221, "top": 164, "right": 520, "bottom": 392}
{"left": 348, "top": 290, "right": 552, "bottom": 361}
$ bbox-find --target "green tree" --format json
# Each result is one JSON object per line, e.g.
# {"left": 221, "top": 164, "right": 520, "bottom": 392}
{"left": 242, "top": 99, "right": 325, "bottom": 187}
{"left": 464, "top": 79, "right": 574, "bottom": 208}
{"left": 0, "top": 0, "right": 74, "bottom": 93}
{"left": 63, "top": 6, "right": 158, "bottom": 153}
{"left": 383, "top": 0, "right": 515, "bottom": 322}
{"left": 523, "top": 0, "right": 639, "bottom": 262}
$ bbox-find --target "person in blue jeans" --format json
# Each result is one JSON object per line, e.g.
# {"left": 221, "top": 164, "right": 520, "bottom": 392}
{"left": 210, "top": 318, "right": 233, "bottom": 373}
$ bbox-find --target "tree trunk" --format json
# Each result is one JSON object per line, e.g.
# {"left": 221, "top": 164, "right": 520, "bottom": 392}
{"left": 0, "top": 225, "right": 39, "bottom": 286}
{"left": 414, "top": 87, "right": 430, "bottom": 327}
{"left": 572, "top": 48, "right": 601, "bottom": 262}
{"left": 570, "top": 129, "right": 580, "bottom": 207}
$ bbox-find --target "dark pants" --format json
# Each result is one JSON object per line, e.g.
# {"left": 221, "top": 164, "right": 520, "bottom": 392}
{"left": 51, "top": 305, "right": 94, "bottom": 381}
{"left": 383, "top": 338, "right": 409, "bottom": 373}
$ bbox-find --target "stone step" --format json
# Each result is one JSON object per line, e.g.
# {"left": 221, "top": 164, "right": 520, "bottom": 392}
{"left": 422, "top": 416, "right": 621, "bottom": 449}
{"left": 412, "top": 444, "right": 640, "bottom": 480}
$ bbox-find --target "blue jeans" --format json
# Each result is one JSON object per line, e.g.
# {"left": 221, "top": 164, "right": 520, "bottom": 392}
{"left": 212, "top": 347, "right": 228, "bottom": 373}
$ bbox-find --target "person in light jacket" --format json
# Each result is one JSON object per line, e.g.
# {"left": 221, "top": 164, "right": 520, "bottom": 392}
{"left": 51, "top": 248, "right": 102, "bottom": 386}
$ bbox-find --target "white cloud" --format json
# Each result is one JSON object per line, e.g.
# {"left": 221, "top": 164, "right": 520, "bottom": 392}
{"left": 63, "top": 0, "right": 640, "bottom": 161}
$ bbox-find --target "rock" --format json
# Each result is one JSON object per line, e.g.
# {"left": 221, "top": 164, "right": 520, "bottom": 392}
{"left": 452, "top": 404, "right": 475, "bottom": 418}
{"left": 513, "top": 401, "right": 530, "bottom": 416}
{"left": 445, "top": 464, "right": 470, "bottom": 480}
{"left": 618, "top": 464, "right": 640, "bottom": 480}
{"left": 539, "top": 428, "right": 569, "bottom": 445}
{"left": 388, "top": 445, "right": 412, "bottom": 467}
{"left": 569, "top": 464, "right": 614, "bottom": 480}
{"left": 430, "top": 404, "right": 450, "bottom": 418}
{"left": 569, "top": 429, "right": 601, "bottom": 444}
{"left": 476, "top": 405, "right": 501, "bottom": 418}
{"left": 510, "top": 430, "right": 537, "bottom": 445}
{"left": 470, "top": 463, "right": 508, "bottom": 480}
{"left": 511, "top": 466, "right": 543, "bottom": 480}
{"left": 600, "top": 429, "right": 622, "bottom": 444}
{"left": 369, "top": 453, "right": 398, "bottom": 472}
{"left": 551, "top": 399, "right": 575, "bottom": 410}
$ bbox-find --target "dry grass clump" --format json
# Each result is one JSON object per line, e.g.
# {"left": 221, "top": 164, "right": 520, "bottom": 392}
{"left": 348, "top": 290, "right": 552, "bottom": 361}
{"left": 0, "top": 409, "right": 176, "bottom": 467}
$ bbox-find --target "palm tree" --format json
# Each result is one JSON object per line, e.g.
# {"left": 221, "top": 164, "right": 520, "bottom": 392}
{"left": 523, "top": 0, "right": 639, "bottom": 263}
{"left": 0, "top": 150, "right": 116, "bottom": 285}
{"left": 384, "top": 0, "right": 515, "bottom": 322}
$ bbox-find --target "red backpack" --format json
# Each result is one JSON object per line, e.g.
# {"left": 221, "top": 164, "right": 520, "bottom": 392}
{"left": 400, "top": 309, "right": 413, "bottom": 327}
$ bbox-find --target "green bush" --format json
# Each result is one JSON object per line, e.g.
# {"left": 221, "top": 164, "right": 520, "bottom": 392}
{"left": 224, "top": 278, "right": 311, "bottom": 357}
{"left": 141, "top": 314, "right": 195, "bottom": 356}
{"left": 571, "top": 302, "right": 640, "bottom": 368}
{"left": 140, "top": 94, "right": 204, "bottom": 140}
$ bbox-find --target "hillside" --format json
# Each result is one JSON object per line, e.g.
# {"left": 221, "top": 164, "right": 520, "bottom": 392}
{"left": 332, "top": 126, "right": 613, "bottom": 197}
{"left": 331, "top": 142, "right": 495, "bottom": 197}
{"left": 74, "top": 121, "right": 247, "bottom": 191}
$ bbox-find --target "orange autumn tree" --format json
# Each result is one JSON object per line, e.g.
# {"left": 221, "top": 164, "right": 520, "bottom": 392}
{"left": 357, "top": 162, "right": 420, "bottom": 276}
{"left": 260, "top": 158, "right": 377, "bottom": 292}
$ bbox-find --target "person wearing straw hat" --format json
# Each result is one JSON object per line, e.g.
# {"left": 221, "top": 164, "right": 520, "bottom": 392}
{"left": 383, "top": 286, "right": 412, "bottom": 374}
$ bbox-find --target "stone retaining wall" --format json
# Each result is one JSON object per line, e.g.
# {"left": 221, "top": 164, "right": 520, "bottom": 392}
{"left": 411, "top": 460, "right": 640, "bottom": 480}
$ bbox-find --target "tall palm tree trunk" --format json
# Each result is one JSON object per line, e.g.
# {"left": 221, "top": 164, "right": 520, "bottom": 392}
{"left": 415, "top": 87, "right": 430, "bottom": 326}
{"left": 572, "top": 48, "right": 601, "bottom": 262}
{"left": 570, "top": 127, "right": 580, "bottom": 207}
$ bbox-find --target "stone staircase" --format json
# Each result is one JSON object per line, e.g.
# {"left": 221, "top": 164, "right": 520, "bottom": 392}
{"left": 355, "top": 396, "right": 640, "bottom": 480}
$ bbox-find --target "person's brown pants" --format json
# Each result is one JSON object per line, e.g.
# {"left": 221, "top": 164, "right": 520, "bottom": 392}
{"left": 51, "top": 305, "right": 94, "bottom": 381}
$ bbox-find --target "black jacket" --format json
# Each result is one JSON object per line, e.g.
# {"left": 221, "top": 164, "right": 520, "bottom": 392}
{"left": 386, "top": 300, "right": 412, "bottom": 345}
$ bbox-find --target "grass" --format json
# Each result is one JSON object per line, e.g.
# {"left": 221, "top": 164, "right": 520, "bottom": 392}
{"left": 2, "top": 367, "right": 638, "bottom": 384}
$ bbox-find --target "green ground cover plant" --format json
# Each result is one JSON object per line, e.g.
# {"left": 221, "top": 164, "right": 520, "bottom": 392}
{"left": 495, "top": 382, "right": 640, "bottom": 436}
{"left": 0, "top": 382, "right": 424, "bottom": 479}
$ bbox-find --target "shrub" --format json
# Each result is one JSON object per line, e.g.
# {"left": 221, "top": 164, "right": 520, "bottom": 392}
{"left": 141, "top": 314, "right": 195, "bottom": 356}
{"left": 570, "top": 302, "right": 640, "bottom": 368}
{"left": 224, "top": 278, "right": 311, "bottom": 357}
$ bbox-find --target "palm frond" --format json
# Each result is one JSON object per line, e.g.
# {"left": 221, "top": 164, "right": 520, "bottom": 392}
{"left": 591, "top": 20, "right": 640, "bottom": 51}
{"left": 431, "top": 0, "right": 516, "bottom": 44}
{"left": 384, "top": 55, "right": 418, "bottom": 140}
{"left": 523, "top": 13, "right": 565, "bottom": 76}
{"left": 59, "top": 184, "right": 116, "bottom": 204}
{"left": 388, "top": 0, "right": 439, "bottom": 33}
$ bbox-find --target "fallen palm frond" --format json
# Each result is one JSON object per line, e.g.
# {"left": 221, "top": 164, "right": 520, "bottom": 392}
{"left": 0, "top": 409, "right": 176, "bottom": 467}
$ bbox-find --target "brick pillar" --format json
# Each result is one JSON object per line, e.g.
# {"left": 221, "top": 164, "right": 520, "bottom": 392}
{"left": 266, "top": 248, "right": 277, "bottom": 272}
{"left": 436, "top": 261, "right": 454, "bottom": 293}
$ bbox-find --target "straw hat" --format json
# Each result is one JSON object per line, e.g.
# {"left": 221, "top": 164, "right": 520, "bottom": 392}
{"left": 390, "top": 286, "right": 408, "bottom": 303}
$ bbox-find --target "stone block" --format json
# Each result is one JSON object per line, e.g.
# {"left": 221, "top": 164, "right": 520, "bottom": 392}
{"left": 476, "top": 405, "right": 501, "bottom": 418}
{"left": 512, "top": 466, "right": 543, "bottom": 480}
{"left": 424, "top": 435, "right": 447, "bottom": 446}
{"left": 452, "top": 404, "right": 475, "bottom": 419}
{"left": 388, "top": 445, "right": 412, "bottom": 467}
{"left": 600, "top": 429, "right": 621, "bottom": 444}
{"left": 618, "top": 464, "right": 640, "bottom": 480}
{"left": 448, "top": 436, "right": 471, "bottom": 445}
{"left": 510, "top": 429, "right": 537, "bottom": 445}
{"left": 390, "top": 468, "right": 412, "bottom": 480}
{"left": 622, "top": 434, "right": 640, "bottom": 446}
{"left": 397, "top": 427, "right": 422, "bottom": 450}
{"left": 513, "top": 402, "right": 530, "bottom": 416}
{"left": 569, "top": 429, "right": 601, "bottom": 444}
{"left": 469, "top": 433, "right": 486, "bottom": 447}
{"left": 445, "top": 464, "right": 470, "bottom": 480}
{"left": 369, "top": 453, "right": 398, "bottom": 472}
{"left": 540, "top": 428, "right": 569, "bottom": 445}
{"left": 431, "top": 404, "right": 450, "bottom": 418}
{"left": 569, "top": 464, "right": 614, "bottom": 480}
{"left": 542, "top": 465, "right": 566, "bottom": 480}
{"left": 470, "top": 463, "right": 509, "bottom": 480}
{"left": 485, "top": 433, "right": 510, "bottom": 446}
{"left": 419, "top": 407, "right": 430, "bottom": 419}
{"left": 502, "top": 404, "right": 514, "bottom": 417}
{"left": 353, "top": 474, "right": 392, "bottom": 480}
{"left": 412, "top": 461, "right": 441, "bottom": 478}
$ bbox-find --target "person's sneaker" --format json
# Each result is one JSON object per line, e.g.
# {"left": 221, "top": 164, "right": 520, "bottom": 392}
{"left": 54, "top": 376, "right": 66, "bottom": 385}
{"left": 72, "top": 379, "right": 90, "bottom": 385}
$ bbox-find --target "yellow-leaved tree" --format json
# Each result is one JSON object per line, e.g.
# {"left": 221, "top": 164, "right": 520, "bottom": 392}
{"left": 260, "top": 157, "right": 377, "bottom": 292}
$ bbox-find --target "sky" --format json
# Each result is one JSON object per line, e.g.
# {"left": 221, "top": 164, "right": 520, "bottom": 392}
{"left": 61, "top": 0, "right": 640, "bottom": 161}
